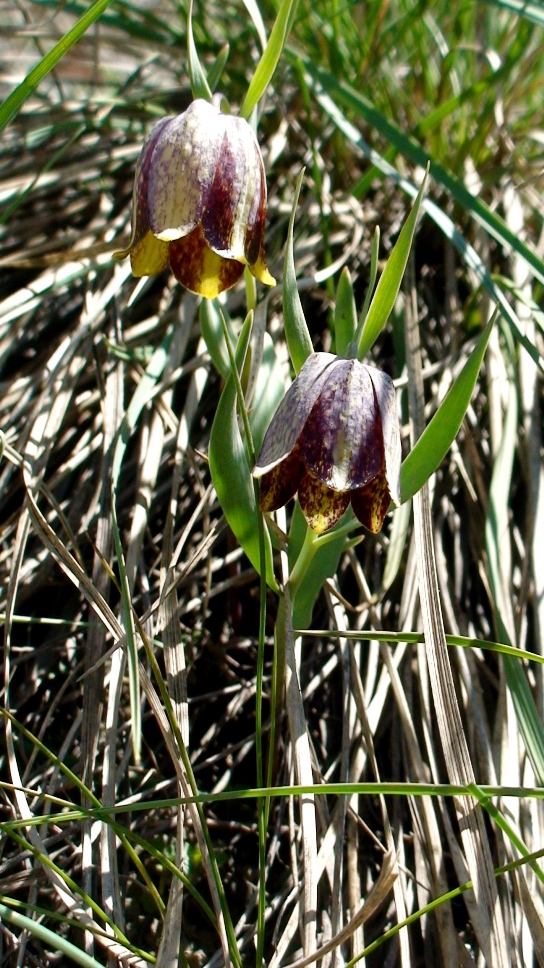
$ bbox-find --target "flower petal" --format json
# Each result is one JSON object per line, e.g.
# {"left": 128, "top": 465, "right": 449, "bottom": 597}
{"left": 169, "top": 225, "right": 245, "bottom": 297}
{"left": 298, "top": 470, "right": 350, "bottom": 534}
{"left": 258, "top": 450, "right": 303, "bottom": 512}
{"left": 129, "top": 231, "right": 170, "bottom": 277}
{"left": 299, "top": 359, "right": 383, "bottom": 490}
{"left": 201, "top": 116, "right": 266, "bottom": 264}
{"left": 147, "top": 100, "right": 222, "bottom": 242}
{"left": 114, "top": 115, "right": 172, "bottom": 262}
{"left": 253, "top": 353, "right": 336, "bottom": 477}
{"left": 351, "top": 462, "right": 391, "bottom": 533}
{"left": 366, "top": 365, "right": 401, "bottom": 507}
{"left": 250, "top": 247, "right": 275, "bottom": 287}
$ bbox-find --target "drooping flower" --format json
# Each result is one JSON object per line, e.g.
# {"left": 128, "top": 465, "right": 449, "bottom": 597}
{"left": 253, "top": 352, "right": 401, "bottom": 535}
{"left": 115, "top": 97, "right": 275, "bottom": 298}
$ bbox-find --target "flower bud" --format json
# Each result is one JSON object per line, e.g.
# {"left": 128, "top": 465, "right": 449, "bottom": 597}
{"left": 116, "top": 97, "right": 275, "bottom": 298}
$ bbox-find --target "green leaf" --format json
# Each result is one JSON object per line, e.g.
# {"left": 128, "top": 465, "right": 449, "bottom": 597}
{"left": 0, "top": 0, "right": 115, "bottom": 135}
{"left": 283, "top": 168, "right": 314, "bottom": 373}
{"left": 209, "top": 318, "right": 278, "bottom": 591}
{"left": 356, "top": 226, "right": 380, "bottom": 334}
{"left": 357, "top": 171, "right": 427, "bottom": 360}
{"left": 0, "top": 902, "right": 106, "bottom": 968}
{"left": 187, "top": 0, "right": 212, "bottom": 101}
{"left": 249, "top": 333, "right": 286, "bottom": 455}
{"left": 400, "top": 315, "right": 494, "bottom": 504}
{"left": 240, "top": 0, "right": 299, "bottom": 119}
{"left": 335, "top": 267, "right": 357, "bottom": 357}
{"left": 208, "top": 43, "right": 230, "bottom": 93}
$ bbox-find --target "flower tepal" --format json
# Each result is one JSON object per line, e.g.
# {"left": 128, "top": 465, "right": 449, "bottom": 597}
{"left": 115, "top": 97, "right": 275, "bottom": 298}
{"left": 253, "top": 352, "right": 401, "bottom": 535}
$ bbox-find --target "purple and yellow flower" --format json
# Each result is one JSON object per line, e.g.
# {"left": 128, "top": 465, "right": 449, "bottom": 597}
{"left": 253, "top": 352, "right": 401, "bottom": 535}
{"left": 115, "top": 97, "right": 275, "bottom": 298}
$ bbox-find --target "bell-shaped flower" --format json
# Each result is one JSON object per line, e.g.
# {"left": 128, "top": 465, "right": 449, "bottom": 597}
{"left": 253, "top": 352, "right": 401, "bottom": 535}
{"left": 115, "top": 97, "right": 275, "bottom": 298}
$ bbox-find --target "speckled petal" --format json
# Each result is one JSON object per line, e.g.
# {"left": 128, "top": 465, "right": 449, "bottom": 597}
{"left": 253, "top": 353, "right": 337, "bottom": 476}
{"left": 258, "top": 451, "right": 303, "bottom": 512}
{"left": 114, "top": 115, "right": 172, "bottom": 262}
{"left": 147, "top": 100, "right": 223, "bottom": 242}
{"left": 351, "top": 462, "right": 391, "bottom": 533}
{"left": 168, "top": 225, "right": 244, "bottom": 297}
{"left": 367, "top": 365, "right": 401, "bottom": 507}
{"left": 298, "top": 470, "right": 350, "bottom": 534}
{"left": 201, "top": 116, "right": 266, "bottom": 264}
{"left": 298, "top": 359, "right": 384, "bottom": 491}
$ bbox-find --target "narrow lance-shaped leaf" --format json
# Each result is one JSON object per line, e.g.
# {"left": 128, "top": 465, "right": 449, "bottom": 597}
{"left": 208, "top": 43, "right": 230, "bottom": 93}
{"left": 335, "top": 267, "right": 357, "bottom": 357}
{"left": 357, "top": 168, "right": 428, "bottom": 360}
{"left": 209, "top": 317, "right": 278, "bottom": 591}
{"left": 187, "top": 0, "right": 212, "bottom": 101}
{"left": 283, "top": 168, "right": 314, "bottom": 373}
{"left": 400, "top": 314, "right": 494, "bottom": 504}
{"left": 240, "top": 0, "right": 299, "bottom": 119}
{"left": 357, "top": 225, "right": 380, "bottom": 333}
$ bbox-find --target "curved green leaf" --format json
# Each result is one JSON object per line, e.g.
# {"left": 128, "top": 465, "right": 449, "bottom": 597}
{"left": 335, "top": 267, "right": 357, "bottom": 358}
{"left": 357, "top": 171, "right": 427, "bottom": 360}
{"left": 249, "top": 333, "right": 286, "bottom": 455}
{"left": 400, "top": 315, "right": 494, "bottom": 503}
{"left": 209, "top": 318, "right": 278, "bottom": 591}
{"left": 187, "top": 0, "right": 212, "bottom": 101}
{"left": 0, "top": 902, "right": 105, "bottom": 968}
{"left": 283, "top": 168, "right": 314, "bottom": 373}
{"left": 240, "top": 0, "right": 299, "bottom": 119}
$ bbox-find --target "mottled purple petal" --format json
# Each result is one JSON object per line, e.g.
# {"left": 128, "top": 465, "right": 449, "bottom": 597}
{"left": 114, "top": 115, "right": 172, "bottom": 261}
{"left": 351, "top": 463, "right": 391, "bottom": 533}
{"left": 299, "top": 359, "right": 383, "bottom": 490}
{"left": 147, "top": 100, "right": 222, "bottom": 242}
{"left": 253, "top": 353, "right": 337, "bottom": 476}
{"left": 366, "top": 365, "right": 401, "bottom": 507}
{"left": 201, "top": 116, "right": 266, "bottom": 264}
{"left": 298, "top": 470, "right": 350, "bottom": 534}
{"left": 258, "top": 450, "right": 303, "bottom": 512}
{"left": 243, "top": 137, "right": 267, "bottom": 267}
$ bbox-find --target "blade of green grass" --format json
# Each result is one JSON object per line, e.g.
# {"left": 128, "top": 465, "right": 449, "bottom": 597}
{"left": 0, "top": 903, "right": 107, "bottom": 968}
{"left": 283, "top": 168, "right": 314, "bottom": 372}
{"left": 240, "top": 0, "right": 300, "bottom": 119}
{"left": 356, "top": 171, "right": 427, "bottom": 359}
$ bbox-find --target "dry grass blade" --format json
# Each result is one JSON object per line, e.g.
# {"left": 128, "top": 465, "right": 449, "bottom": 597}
{"left": 282, "top": 587, "right": 318, "bottom": 959}
{"left": 404, "top": 261, "right": 508, "bottom": 967}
